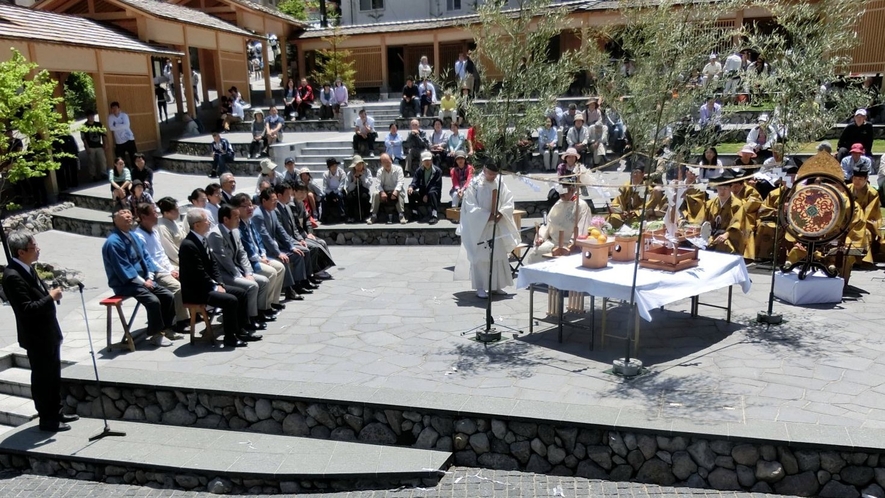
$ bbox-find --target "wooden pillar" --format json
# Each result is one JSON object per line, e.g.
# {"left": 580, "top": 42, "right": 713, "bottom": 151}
{"left": 296, "top": 41, "right": 306, "bottom": 83}
{"left": 280, "top": 37, "right": 289, "bottom": 83}
{"left": 380, "top": 35, "right": 389, "bottom": 93}
{"left": 214, "top": 32, "right": 225, "bottom": 104}
{"left": 46, "top": 74, "right": 66, "bottom": 199}
{"left": 733, "top": 10, "right": 744, "bottom": 47}
{"left": 182, "top": 45, "right": 196, "bottom": 118}
{"left": 171, "top": 57, "right": 184, "bottom": 117}
{"left": 93, "top": 57, "right": 112, "bottom": 169}
{"left": 263, "top": 39, "right": 273, "bottom": 103}
{"left": 433, "top": 33, "right": 440, "bottom": 80}
{"left": 198, "top": 48, "right": 209, "bottom": 105}
{"left": 53, "top": 72, "right": 70, "bottom": 121}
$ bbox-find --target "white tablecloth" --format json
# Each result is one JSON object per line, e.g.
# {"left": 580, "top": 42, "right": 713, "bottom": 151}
{"left": 516, "top": 251, "right": 752, "bottom": 321}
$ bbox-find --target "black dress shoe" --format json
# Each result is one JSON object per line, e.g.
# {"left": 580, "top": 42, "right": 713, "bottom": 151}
{"left": 245, "top": 321, "right": 267, "bottom": 331}
{"left": 237, "top": 333, "right": 262, "bottom": 342}
{"left": 285, "top": 290, "right": 304, "bottom": 301}
{"left": 39, "top": 421, "right": 71, "bottom": 432}
{"left": 294, "top": 287, "right": 314, "bottom": 294}
{"left": 223, "top": 339, "right": 247, "bottom": 348}
{"left": 271, "top": 303, "right": 286, "bottom": 311}
{"left": 308, "top": 278, "right": 323, "bottom": 286}
{"left": 260, "top": 311, "right": 278, "bottom": 321}
{"left": 60, "top": 413, "right": 80, "bottom": 423}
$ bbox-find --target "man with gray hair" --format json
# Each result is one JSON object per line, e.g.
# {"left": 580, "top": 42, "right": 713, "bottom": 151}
{"left": 817, "top": 141, "right": 834, "bottom": 155}
{"left": 102, "top": 209, "right": 176, "bottom": 347}
{"left": 219, "top": 173, "right": 236, "bottom": 204}
{"left": 3, "top": 230, "right": 79, "bottom": 432}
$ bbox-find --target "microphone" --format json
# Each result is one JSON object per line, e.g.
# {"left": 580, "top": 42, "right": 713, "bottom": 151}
{"left": 541, "top": 210, "right": 548, "bottom": 226}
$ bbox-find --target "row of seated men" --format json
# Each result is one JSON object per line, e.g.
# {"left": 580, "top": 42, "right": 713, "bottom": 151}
{"left": 606, "top": 163, "right": 881, "bottom": 269}
{"left": 100, "top": 180, "right": 334, "bottom": 348}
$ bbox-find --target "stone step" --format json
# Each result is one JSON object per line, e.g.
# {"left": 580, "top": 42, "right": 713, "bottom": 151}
{"left": 51, "top": 206, "right": 113, "bottom": 238}
{"left": 0, "top": 394, "right": 37, "bottom": 427}
{"left": 0, "top": 367, "right": 32, "bottom": 399}
{"left": 157, "top": 153, "right": 266, "bottom": 176}
{"left": 0, "top": 418, "right": 451, "bottom": 494}
{"left": 230, "top": 119, "right": 342, "bottom": 134}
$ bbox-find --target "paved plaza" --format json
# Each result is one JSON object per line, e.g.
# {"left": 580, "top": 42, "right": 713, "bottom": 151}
{"left": 0, "top": 468, "right": 787, "bottom": 497}
{"left": 6, "top": 223, "right": 885, "bottom": 435}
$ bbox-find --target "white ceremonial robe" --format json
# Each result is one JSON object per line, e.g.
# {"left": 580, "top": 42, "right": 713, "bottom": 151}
{"left": 455, "top": 175, "right": 520, "bottom": 292}
{"left": 526, "top": 195, "right": 593, "bottom": 265}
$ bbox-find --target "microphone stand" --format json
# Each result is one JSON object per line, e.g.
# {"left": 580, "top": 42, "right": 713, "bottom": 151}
{"left": 76, "top": 283, "right": 126, "bottom": 441}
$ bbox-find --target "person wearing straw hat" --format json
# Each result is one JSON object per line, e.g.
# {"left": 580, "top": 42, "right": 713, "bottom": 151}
{"left": 608, "top": 167, "right": 664, "bottom": 229}
{"left": 733, "top": 143, "right": 758, "bottom": 169}
{"left": 255, "top": 158, "right": 284, "bottom": 193}
{"left": 703, "top": 170, "right": 745, "bottom": 254}
{"left": 408, "top": 151, "right": 442, "bottom": 224}
{"left": 345, "top": 154, "right": 374, "bottom": 224}
{"left": 370, "top": 153, "right": 407, "bottom": 224}
{"left": 556, "top": 147, "right": 588, "bottom": 198}
{"left": 566, "top": 112, "right": 591, "bottom": 164}
{"left": 454, "top": 162, "right": 519, "bottom": 298}
{"left": 840, "top": 143, "right": 873, "bottom": 182}
{"left": 295, "top": 167, "right": 322, "bottom": 224}
{"left": 248, "top": 109, "right": 267, "bottom": 159}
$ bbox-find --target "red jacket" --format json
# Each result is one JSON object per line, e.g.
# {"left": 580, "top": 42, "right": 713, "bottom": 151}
{"left": 297, "top": 84, "right": 314, "bottom": 103}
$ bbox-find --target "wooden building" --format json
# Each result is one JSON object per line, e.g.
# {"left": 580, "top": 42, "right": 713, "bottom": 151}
{"left": 35, "top": 0, "right": 254, "bottom": 120}
{"left": 168, "top": 0, "right": 307, "bottom": 102}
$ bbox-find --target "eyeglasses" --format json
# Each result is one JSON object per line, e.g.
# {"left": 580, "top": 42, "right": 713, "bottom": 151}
{"left": 25, "top": 245, "right": 38, "bottom": 252}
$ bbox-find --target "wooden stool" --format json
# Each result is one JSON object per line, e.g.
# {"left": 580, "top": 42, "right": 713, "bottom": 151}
{"left": 184, "top": 304, "right": 214, "bottom": 344}
{"left": 99, "top": 296, "right": 141, "bottom": 352}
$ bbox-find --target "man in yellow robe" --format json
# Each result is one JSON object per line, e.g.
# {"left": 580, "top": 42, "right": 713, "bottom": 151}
{"left": 608, "top": 168, "right": 665, "bottom": 229}
{"left": 680, "top": 166, "right": 707, "bottom": 225}
{"left": 731, "top": 171, "right": 763, "bottom": 260}
{"left": 755, "top": 165, "right": 798, "bottom": 262}
{"left": 846, "top": 166, "right": 880, "bottom": 264}
{"left": 705, "top": 173, "right": 745, "bottom": 254}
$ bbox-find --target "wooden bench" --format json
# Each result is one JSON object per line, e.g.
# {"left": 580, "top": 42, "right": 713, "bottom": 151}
{"left": 99, "top": 296, "right": 142, "bottom": 352}
{"left": 184, "top": 304, "right": 216, "bottom": 345}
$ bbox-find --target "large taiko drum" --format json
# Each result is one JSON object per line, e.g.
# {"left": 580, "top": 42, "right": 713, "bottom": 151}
{"left": 782, "top": 181, "right": 852, "bottom": 244}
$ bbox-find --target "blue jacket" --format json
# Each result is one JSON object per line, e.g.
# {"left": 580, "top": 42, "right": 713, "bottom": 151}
{"left": 252, "top": 206, "right": 296, "bottom": 259}
{"left": 239, "top": 219, "right": 265, "bottom": 273}
{"left": 102, "top": 228, "right": 160, "bottom": 293}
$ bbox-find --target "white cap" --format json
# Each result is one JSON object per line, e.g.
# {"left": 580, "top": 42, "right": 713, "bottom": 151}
{"left": 855, "top": 108, "right": 868, "bottom": 117}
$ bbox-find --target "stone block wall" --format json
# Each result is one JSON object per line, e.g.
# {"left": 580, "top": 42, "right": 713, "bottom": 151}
{"left": 2, "top": 202, "right": 73, "bottom": 234}
{"left": 59, "top": 382, "right": 885, "bottom": 496}
{"left": 51, "top": 215, "right": 112, "bottom": 238}
{"left": 231, "top": 120, "right": 341, "bottom": 133}
{"left": 158, "top": 158, "right": 260, "bottom": 176}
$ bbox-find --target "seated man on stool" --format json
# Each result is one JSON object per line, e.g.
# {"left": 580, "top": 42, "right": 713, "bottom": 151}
{"left": 207, "top": 204, "right": 274, "bottom": 331}
{"left": 408, "top": 151, "right": 442, "bottom": 224}
{"left": 369, "top": 153, "right": 406, "bottom": 224}
{"left": 101, "top": 209, "right": 176, "bottom": 347}
{"left": 179, "top": 208, "right": 261, "bottom": 348}
{"left": 231, "top": 193, "right": 288, "bottom": 311}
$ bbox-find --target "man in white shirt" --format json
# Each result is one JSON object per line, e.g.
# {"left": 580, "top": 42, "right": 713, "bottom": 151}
{"left": 108, "top": 101, "right": 137, "bottom": 168}
{"left": 418, "top": 78, "right": 437, "bottom": 103}
{"left": 701, "top": 53, "right": 722, "bottom": 83}
{"left": 454, "top": 53, "right": 467, "bottom": 83}
{"left": 224, "top": 98, "right": 245, "bottom": 132}
{"left": 370, "top": 153, "right": 406, "bottom": 225}
{"left": 132, "top": 203, "right": 188, "bottom": 338}
{"left": 722, "top": 50, "right": 745, "bottom": 95}
{"left": 352, "top": 109, "right": 377, "bottom": 157}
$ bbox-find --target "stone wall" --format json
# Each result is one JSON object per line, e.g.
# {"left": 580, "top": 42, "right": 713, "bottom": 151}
{"left": 2, "top": 202, "right": 74, "bottom": 234}
{"left": 60, "top": 382, "right": 885, "bottom": 497}
{"left": 158, "top": 158, "right": 260, "bottom": 176}
{"left": 231, "top": 120, "right": 341, "bottom": 133}
{"left": 51, "top": 215, "right": 112, "bottom": 238}
{"left": 0, "top": 454, "right": 432, "bottom": 495}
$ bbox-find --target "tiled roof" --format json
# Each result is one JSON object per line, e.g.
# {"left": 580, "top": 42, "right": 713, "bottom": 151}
{"left": 296, "top": 0, "right": 605, "bottom": 39}
{"left": 116, "top": 0, "right": 253, "bottom": 36}
{"left": 227, "top": 0, "right": 307, "bottom": 28}
{"left": 0, "top": 3, "right": 180, "bottom": 56}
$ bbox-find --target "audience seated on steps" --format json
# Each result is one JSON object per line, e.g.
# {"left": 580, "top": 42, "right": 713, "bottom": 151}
{"left": 230, "top": 193, "right": 288, "bottom": 312}
{"left": 353, "top": 109, "right": 377, "bottom": 157}
{"left": 408, "top": 151, "right": 442, "bottom": 225}
{"left": 318, "top": 83, "right": 336, "bottom": 120}
{"left": 403, "top": 119, "right": 430, "bottom": 176}
{"left": 294, "top": 167, "right": 322, "bottom": 225}
{"left": 131, "top": 153, "right": 154, "bottom": 196}
{"left": 209, "top": 132, "right": 234, "bottom": 178}
{"left": 370, "top": 153, "right": 406, "bottom": 225}
{"left": 156, "top": 196, "right": 186, "bottom": 269}
{"left": 384, "top": 123, "right": 404, "bottom": 166}
{"left": 400, "top": 77, "right": 420, "bottom": 118}
{"left": 265, "top": 106, "right": 285, "bottom": 147}
{"left": 290, "top": 183, "right": 334, "bottom": 278}
{"left": 252, "top": 188, "right": 313, "bottom": 300}
{"left": 449, "top": 151, "right": 474, "bottom": 210}
{"left": 249, "top": 110, "right": 267, "bottom": 159}
{"left": 256, "top": 158, "right": 285, "bottom": 193}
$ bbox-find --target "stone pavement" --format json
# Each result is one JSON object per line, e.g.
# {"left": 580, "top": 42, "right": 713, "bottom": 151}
{"left": 13, "top": 230, "right": 885, "bottom": 435}
{"left": 0, "top": 468, "right": 790, "bottom": 497}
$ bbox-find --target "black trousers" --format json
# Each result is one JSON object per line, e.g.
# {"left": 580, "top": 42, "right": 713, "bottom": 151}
{"left": 27, "top": 344, "right": 61, "bottom": 426}
{"left": 353, "top": 132, "right": 377, "bottom": 154}
{"left": 408, "top": 190, "right": 440, "bottom": 219}
{"left": 345, "top": 186, "right": 371, "bottom": 221}
{"left": 119, "top": 284, "right": 175, "bottom": 335}
{"left": 114, "top": 140, "right": 138, "bottom": 169}
{"left": 207, "top": 283, "right": 248, "bottom": 342}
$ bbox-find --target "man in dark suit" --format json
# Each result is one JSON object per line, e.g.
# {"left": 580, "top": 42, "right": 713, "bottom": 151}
{"left": 290, "top": 183, "right": 334, "bottom": 279}
{"left": 252, "top": 188, "right": 315, "bottom": 298}
{"left": 178, "top": 208, "right": 261, "bottom": 347}
{"left": 274, "top": 183, "right": 322, "bottom": 285}
{"left": 2, "top": 231, "right": 79, "bottom": 432}
{"left": 231, "top": 193, "right": 288, "bottom": 306}
{"left": 408, "top": 150, "right": 443, "bottom": 224}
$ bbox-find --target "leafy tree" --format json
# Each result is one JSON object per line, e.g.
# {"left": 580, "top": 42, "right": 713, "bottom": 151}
{"left": 0, "top": 48, "right": 71, "bottom": 263}
{"left": 310, "top": 27, "right": 356, "bottom": 93}
{"left": 462, "top": 0, "right": 591, "bottom": 170}
{"left": 278, "top": 0, "right": 317, "bottom": 21}
{"left": 63, "top": 71, "right": 96, "bottom": 119}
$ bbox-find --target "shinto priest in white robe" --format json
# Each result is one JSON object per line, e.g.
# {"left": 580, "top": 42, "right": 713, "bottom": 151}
{"left": 525, "top": 187, "right": 593, "bottom": 265}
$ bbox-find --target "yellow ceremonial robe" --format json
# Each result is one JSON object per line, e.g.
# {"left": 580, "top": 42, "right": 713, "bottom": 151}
{"left": 849, "top": 184, "right": 882, "bottom": 264}
{"left": 680, "top": 186, "right": 707, "bottom": 225}
{"left": 734, "top": 184, "right": 762, "bottom": 260}
{"left": 705, "top": 195, "right": 744, "bottom": 255}
{"left": 608, "top": 184, "right": 664, "bottom": 229}
{"left": 755, "top": 185, "right": 784, "bottom": 261}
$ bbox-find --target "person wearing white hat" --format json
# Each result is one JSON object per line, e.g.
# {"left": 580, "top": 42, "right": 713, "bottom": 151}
{"left": 408, "top": 150, "right": 442, "bottom": 224}
{"left": 701, "top": 53, "right": 722, "bottom": 83}
{"left": 345, "top": 155, "right": 374, "bottom": 223}
{"left": 566, "top": 112, "right": 591, "bottom": 164}
{"left": 295, "top": 167, "right": 322, "bottom": 223}
{"left": 746, "top": 114, "right": 776, "bottom": 161}
{"left": 255, "top": 158, "right": 284, "bottom": 193}
{"left": 837, "top": 108, "right": 874, "bottom": 161}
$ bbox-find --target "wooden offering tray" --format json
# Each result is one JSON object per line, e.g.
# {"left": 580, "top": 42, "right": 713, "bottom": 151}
{"left": 639, "top": 243, "right": 699, "bottom": 272}
{"left": 574, "top": 238, "right": 615, "bottom": 269}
